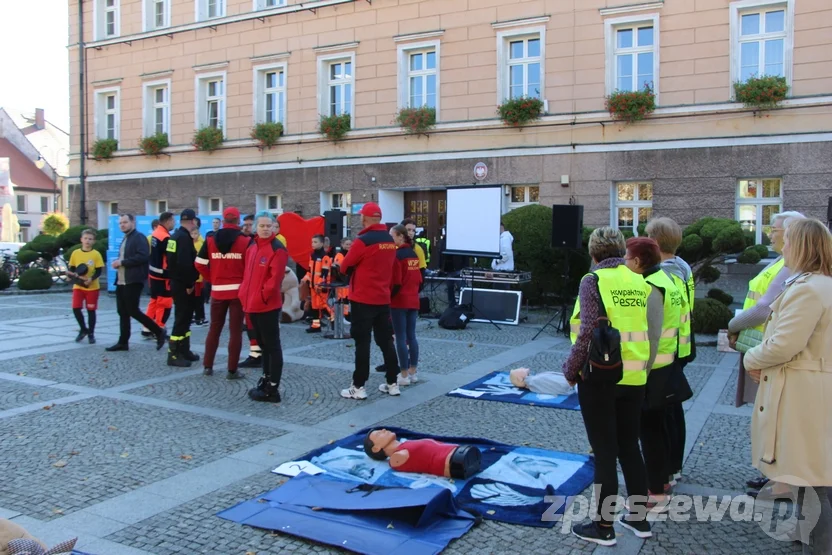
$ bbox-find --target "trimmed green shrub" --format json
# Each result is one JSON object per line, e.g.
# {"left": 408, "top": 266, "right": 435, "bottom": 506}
{"left": 691, "top": 298, "right": 733, "bottom": 335}
{"left": 707, "top": 288, "right": 734, "bottom": 306}
{"left": 0, "top": 270, "right": 10, "bottom": 291}
{"left": 97, "top": 228, "right": 109, "bottom": 240}
{"left": 752, "top": 244, "right": 770, "bottom": 258}
{"left": 57, "top": 225, "right": 90, "bottom": 250}
{"left": 736, "top": 248, "right": 762, "bottom": 265}
{"left": 42, "top": 213, "right": 69, "bottom": 236}
{"left": 17, "top": 268, "right": 53, "bottom": 291}
{"left": 94, "top": 239, "right": 108, "bottom": 258}
{"left": 679, "top": 217, "right": 747, "bottom": 284}
{"left": 500, "top": 204, "right": 591, "bottom": 304}
{"left": 28, "top": 235, "right": 59, "bottom": 258}
{"left": 16, "top": 249, "right": 41, "bottom": 265}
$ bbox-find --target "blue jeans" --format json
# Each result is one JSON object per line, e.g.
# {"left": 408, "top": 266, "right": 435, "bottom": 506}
{"left": 390, "top": 308, "right": 419, "bottom": 370}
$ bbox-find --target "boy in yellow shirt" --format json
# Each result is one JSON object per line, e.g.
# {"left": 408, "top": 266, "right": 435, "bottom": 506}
{"left": 67, "top": 229, "right": 105, "bottom": 344}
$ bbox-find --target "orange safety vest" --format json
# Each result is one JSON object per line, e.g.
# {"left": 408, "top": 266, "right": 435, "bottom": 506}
{"left": 149, "top": 226, "right": 170, "bottom": 284}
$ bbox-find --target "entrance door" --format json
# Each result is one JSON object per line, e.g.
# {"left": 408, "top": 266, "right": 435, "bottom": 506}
{"left": 404, "top": 190, "right": 446, "bottom": 269}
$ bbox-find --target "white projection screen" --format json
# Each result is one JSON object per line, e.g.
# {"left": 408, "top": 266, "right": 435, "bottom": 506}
{"left": 445, "top": 185, "right": 502, "bottom": 257}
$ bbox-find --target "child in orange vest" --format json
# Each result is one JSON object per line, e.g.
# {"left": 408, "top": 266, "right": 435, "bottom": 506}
{"left": 302, "top": 235, "right": 333, "bottom": 333}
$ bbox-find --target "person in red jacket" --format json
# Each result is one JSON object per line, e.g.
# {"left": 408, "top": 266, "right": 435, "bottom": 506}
{"left": 389, "top": 225, "right": 423, "bottom": 386}
{"left": 239, "top": 211, "right": 289, "bottom": 403}
{"left": 338, "top": 203, "right": 401, "bottom": 400}
{"left": 195, "top": 207, "right": 251, "bottom": 379}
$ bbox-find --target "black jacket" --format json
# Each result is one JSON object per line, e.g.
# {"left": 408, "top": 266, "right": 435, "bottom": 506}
{"left": 166, "top": 226, "right": 199, "bottom": 290}
{"left": 116, "top": 229, "right": 151, "bottom": 285}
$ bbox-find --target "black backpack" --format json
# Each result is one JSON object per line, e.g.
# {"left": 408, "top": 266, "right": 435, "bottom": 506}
{"left": 581, "top": 275, "right": 624, "bottom": 384}
{"left": 439, "top": 305, "right": 472, "bottom": 330}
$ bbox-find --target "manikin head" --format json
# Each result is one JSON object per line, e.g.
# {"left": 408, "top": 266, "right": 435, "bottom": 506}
{"left": 364, "top": 429, "right": 400, "bottom": 461}
{"left": 509, "top": 368, "right": 531, "bottom": 388}
{"left": 312, "top": 235, "right": 324, "bottom": 251}
{"left": 118, "top": 213, "right": 136, "bottom": 234}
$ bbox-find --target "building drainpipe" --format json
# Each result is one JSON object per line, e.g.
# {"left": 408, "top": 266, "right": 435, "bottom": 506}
{"left": 78, "top": 0, "right": 87, "bottom": 225}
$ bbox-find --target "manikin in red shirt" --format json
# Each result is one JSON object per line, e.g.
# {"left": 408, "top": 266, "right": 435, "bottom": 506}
{"left": 363, "top": 429, "right": 481, "bottom": 479}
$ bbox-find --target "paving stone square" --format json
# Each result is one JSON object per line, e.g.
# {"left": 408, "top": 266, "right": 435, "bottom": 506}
{"left": 0, "top": 294, "right": 800, "bottom": 555}
{"left": 0, "top": 396, "right": 284, "bottom": 521}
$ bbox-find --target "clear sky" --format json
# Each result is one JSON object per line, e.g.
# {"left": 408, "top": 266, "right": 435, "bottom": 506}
{"left": 0, "top": 2, "right": 70, "bottom": 132}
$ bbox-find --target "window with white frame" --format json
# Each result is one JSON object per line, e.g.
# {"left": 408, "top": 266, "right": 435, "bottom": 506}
{"left": 257, "top": 194, "right": 283, "bottom": 214}
{"left": 145, "top": 0, "right": 170, "bottom": 30}
{"left": 95, "top": 89, "right": 120, "bottom": 142}
{"left": 606, "top": 16, "right": 659, "bottom": 94}
{"left": 254, "top": 64, "right": 287, "bottom": 125}
{"left": 612, "top": 182, "right": 653, "bottom": 235}
{"left": 40, "top": 197, "right": 49, "bottom": 214}
{"left": 508, "top": 185, "right": 540, "bottom": 209}
{"left": 157, "top": 200, "right": 167, "bottom": 213}
{"left": 143, "top": 81, "right": 170, "bottom": 136}
{"left": 736, "top": 178, "right": 782, "bottom": 244}
{"left": 496, "top": 26, "right": 546, "bottom": 105}
{"left": 197, "top": 0, "right": 225, "bottom": 20}
{"left": 210, "top": 198, "right": 222, "bottom": 213}
{"left": 318, "top": 55, "right": 354, "bottom": 118}
{"left": 405, "top": 47, "right": 438, "bottom": 110}
{"left": 16, "top": 195, "right": 26, "bottom": 213}
{"left": 195, "top": 74, "right": 225, "bottom": 130}
{"left": 255, "top": 0, "right": 286, "bottom": 9}
{"left": 734, "top": 3, "right": 789, "bottom": 83}
{"left": 96, "top": 0, "right": 119, "bottom": 39}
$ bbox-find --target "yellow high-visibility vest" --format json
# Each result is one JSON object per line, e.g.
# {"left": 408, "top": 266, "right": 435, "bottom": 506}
{"left": 671, "top": 273, "right": 692, "bottom": 359}
{"left": 742, "top": 257, "right": 785, "bottom": 332}
{"left": 569, "top": 265, "right": 651, "bottom": 386}
{"left": 644, "top": 269, "right": 682, "bottom": 370}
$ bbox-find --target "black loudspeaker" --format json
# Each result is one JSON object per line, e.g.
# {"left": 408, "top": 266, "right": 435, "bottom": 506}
{"left": 827, "top": 197, "right": 832, "bottom": 225}
{"left": 552, "top": 204, "right": 584, "bottom": 249}
{"left": 324, "top": 210, "right": 345, "bottom": 245}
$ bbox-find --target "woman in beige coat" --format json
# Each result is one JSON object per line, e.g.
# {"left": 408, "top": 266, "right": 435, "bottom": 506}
{"left": 744, "top": 218, "right": 832, "bottom": 554}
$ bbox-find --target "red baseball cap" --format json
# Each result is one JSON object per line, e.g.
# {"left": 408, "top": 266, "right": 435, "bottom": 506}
{"left": 359, "top": 202, "right": 382, "bottom": 218}
{"left": 223, "top": 207, "right": 240, "bottom": 220}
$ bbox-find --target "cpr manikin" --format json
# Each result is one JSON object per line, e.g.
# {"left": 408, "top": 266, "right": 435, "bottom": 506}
{"left": 509, "top": 368, "right": 575, "bottom": 396}
{"left": 363, "top": 429, "right": 481, "bottom": 479}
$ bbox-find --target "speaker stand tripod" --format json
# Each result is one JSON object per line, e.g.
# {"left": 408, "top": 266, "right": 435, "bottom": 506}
{"left": 532, "top": 251, "right": 574, "bottom": 341}
{"left": 321, "top": 283, "right": 351, "bottom": 340}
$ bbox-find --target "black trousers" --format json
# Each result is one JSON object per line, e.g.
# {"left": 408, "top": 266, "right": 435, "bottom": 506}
{"left": 665, "top": 402, "right": 686, "bottom": 475}
{"left": 116, "top": 283, "right": 160, "bottom": 345}
{"left": 249, "top": 310, "right": 283, "bottom": 385}
{"left": 350, "top": 301, "right": 399, "bottom": 388}
{"left": 641, "top": 405, "right": 669, "bottom": 494}
{"left": 578, "top": 380, "right": 649, "bottom": 525}
{"left": 171, "top": 288, "right": 196, "bottom": 342}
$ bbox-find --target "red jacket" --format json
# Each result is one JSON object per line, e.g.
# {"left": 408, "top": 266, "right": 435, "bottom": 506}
{"left": 391, "top": 244, "right": 422, "bottom": 310}
{"left": 339, "top": 223, "right": 397, "bottom": 305}
{"left": 195, "top": 224, "right": 251, "bottom": 301}
{"left": 238, "top": 234, "right": 288, "bottom": 314}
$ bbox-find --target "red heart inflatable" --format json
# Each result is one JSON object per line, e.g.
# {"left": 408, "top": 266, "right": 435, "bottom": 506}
{"left": 278, "top": 212, "right": 324, "bottom": 270}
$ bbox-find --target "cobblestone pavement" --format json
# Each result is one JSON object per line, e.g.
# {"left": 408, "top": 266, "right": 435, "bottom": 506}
{"left": 0, "top": 293, "right": 801, "bottom": 554}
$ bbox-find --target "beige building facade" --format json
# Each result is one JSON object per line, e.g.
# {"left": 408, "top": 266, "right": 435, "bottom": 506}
{"left": 68, "top": 0, "right": 832, "bottom": 254}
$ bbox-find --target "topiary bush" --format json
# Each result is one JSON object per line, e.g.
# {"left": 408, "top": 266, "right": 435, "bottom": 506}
{"left": 16, "top": 249, "right": 41, "bottom": 266}
{"left": 751, "top": 244, "right": 769, "bottom": 258}
{"left": 736, "top": 247, "right": 762, "bottom": 265}
{"left": 691, "top": 297, "right": 733, "bottom": 335}
{"left": 57, "top": 225, "right": 89, "bottom": 250}
{"left": 707, "top": 288, "right": 734, "bottom": 306}
{"left": 678, "top": 217, "right": 747, "bottom": 285}
{"left": 17, "top": 268, "right": 53, "bottom": 291}
{"left": 25, "top": 235, "right": 60, "bottom": 260}
{"left": 94, "top": 238, "right": 108, "bottom": 257}
{"left": 41, "top": 213, "right": 69, "bottom": 236}
{"left": 500, "top": 204, "right": 591, "bottom": 304}
{"left": 0, "top": 269, "right": 10, "bottom": 291}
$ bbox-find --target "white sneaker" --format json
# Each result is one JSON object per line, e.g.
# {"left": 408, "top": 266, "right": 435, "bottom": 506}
{"left": 379, "top": 383, "right": 401, "bottom": 396}
{"left": 409, "top": 373, "right": 419, "bottom": 383}
{"left": 397, "top": 376, "right": 411, "bottom": 386}
{"left": 340, "top": 385, "right": 367, "bottom": 400}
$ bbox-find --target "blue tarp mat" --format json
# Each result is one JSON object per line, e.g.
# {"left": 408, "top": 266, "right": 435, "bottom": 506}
{"left": 219, "top": 473, "right": 478, "bottom": 555}
{"left": 220, "top": 427, "right": 593, "bottom": 540}
{"left": 447, "top": 371, "right": 581, "bottom": 410}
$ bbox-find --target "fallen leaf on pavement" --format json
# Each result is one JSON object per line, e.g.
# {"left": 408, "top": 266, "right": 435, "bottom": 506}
{"left": 313, "top": 393, "right": 320, "bottom": 399}
{"left": 180, "top": 455, "right": 193, "bottom": 460}
{"left": 52, "top": 508, "right": 64, "bottom": 515}
{"left": 43, "top": 404, "right": 55, "bottom": 410}
{"left": 107, "top": 426, "right": 118, "bottom": 431}
{"left": 16, "top": 372, "right": 26, "bottom": 376}
{"left": 120, "top": 452, "right": 129, "bottom": 458}
{"left": 468, "top": 343, "right": 474, "bottom": 348}
{"left": 328, "top": 440, "right": 335, "bottom": 445}
{"left": 52, "top": 460, "right": 68, "bottom": 468}
{"left": 267, "top": 451, "right": 273, "bottom": 456}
